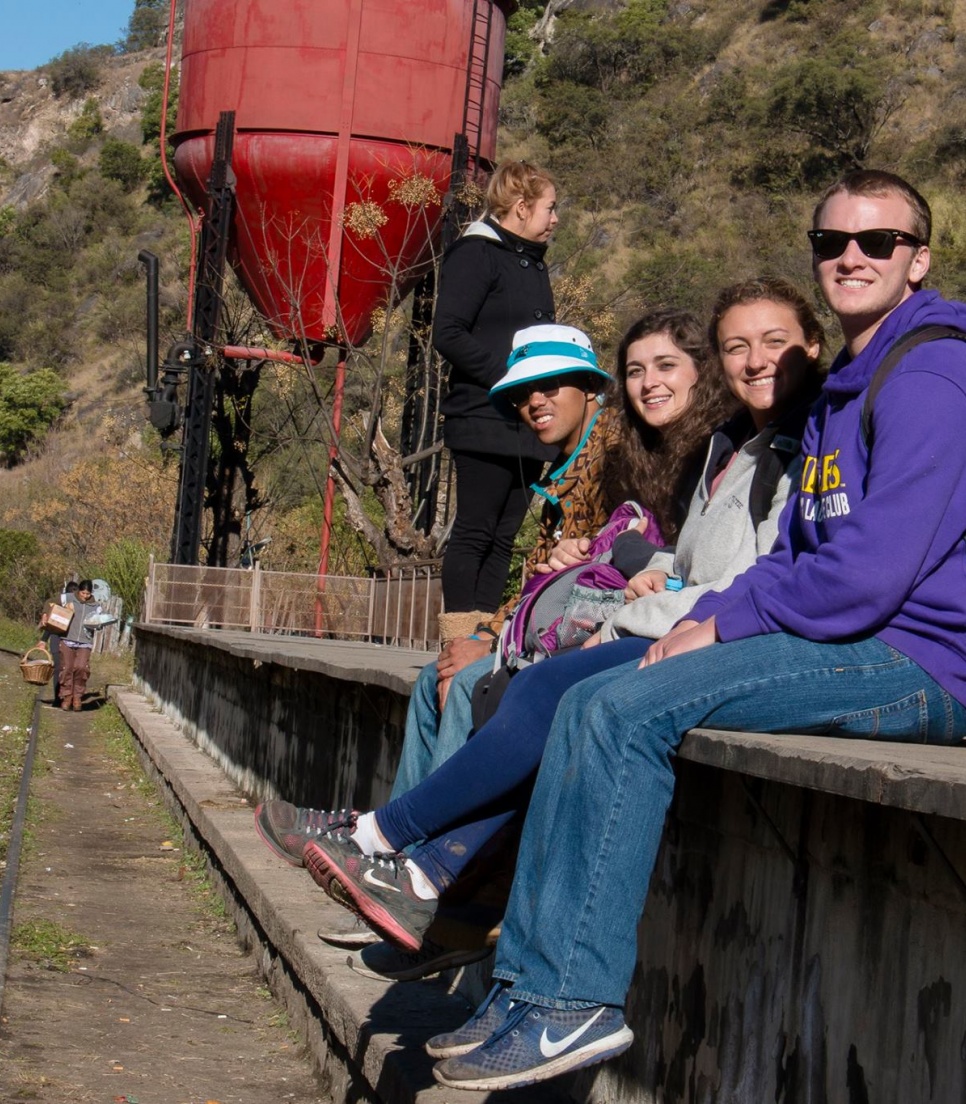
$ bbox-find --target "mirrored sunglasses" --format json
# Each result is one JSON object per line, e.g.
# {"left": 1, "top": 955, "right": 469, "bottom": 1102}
{"left": 807, "top": 228, "right": 923, "bottom": 261}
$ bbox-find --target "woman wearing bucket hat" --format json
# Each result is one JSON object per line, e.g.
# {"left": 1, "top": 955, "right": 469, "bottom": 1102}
{"left": 432, "top": 310, "right": 732, "bottom": 710}
{"left": 429, "top": 324, "right": 625, "bottom": 714}
{"left": 433, "top": 159, "right": 562, "bottom": 643}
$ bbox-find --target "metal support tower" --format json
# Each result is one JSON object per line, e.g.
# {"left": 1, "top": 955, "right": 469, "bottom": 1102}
{"left": 170, "top": 110, "right": 237, "bottom": 565}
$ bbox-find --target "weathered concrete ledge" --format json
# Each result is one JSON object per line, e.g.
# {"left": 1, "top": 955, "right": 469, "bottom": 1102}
{"left": 128, "top": 624, "right": 966, "bottom": 1103}
{"left": 134, "top": 623, "right": 966, "bottom": 821}
{"left": 111, "top": 684, "right": 568, "bottom": 1104}
{"left": 683, "top": 725, "right": 966, "bottom": 820}
{"left": 131, "top": 624, "right": 435, "bottom": 812}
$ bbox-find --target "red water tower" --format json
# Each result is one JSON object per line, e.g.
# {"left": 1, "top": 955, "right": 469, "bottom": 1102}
{"left": 173, "top": 0, "right": 514, "bottom": 347}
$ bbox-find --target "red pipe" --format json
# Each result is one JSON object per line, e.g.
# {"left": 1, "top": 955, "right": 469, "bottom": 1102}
{"left": 220, "top": 344, "right": 321, "bottom": 367}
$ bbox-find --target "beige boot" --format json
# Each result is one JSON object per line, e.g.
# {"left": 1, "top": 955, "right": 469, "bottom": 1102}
{"left": 438, "top": 610, "right": 488, "bottom": 647}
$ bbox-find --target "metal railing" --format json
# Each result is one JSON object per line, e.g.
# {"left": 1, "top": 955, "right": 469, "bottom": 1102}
{"left": 142, "top": 559, "right": 442, "bottom": 650}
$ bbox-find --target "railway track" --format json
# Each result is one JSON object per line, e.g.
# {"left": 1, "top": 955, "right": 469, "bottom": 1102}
{"left": 0, "top": 647, "right": 44, "bottom": 1014}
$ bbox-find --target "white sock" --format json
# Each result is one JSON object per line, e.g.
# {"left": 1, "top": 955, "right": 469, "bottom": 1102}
{"left": 350, "top": 811, "right": 392, "bottom": 856}
{"left": 404, "top": 858, "right": 440, "bottom": 901}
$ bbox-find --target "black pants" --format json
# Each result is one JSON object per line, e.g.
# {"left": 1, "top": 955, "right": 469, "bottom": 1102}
{"left": 442, "top": 450, "right": 543, "bottom": 613}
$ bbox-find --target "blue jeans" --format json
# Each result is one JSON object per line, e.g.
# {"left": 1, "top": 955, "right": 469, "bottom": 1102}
{"left": 380, "top": 638, "right": 653, "bottom": 889}
{"left": 492, "top": 633, "right": 966, "bottom": 1010}
{"left": 389, "top": 655, "right": 495, "bottom": 800}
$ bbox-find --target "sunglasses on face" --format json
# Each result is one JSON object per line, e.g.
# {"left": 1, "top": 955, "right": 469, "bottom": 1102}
{"left": 506, "top": 380, "right": 562, "bottom": 407}
{"left": 807, "top": 228, "right": 923, "bottom": 261}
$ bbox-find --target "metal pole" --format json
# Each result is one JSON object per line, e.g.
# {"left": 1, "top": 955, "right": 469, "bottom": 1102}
{"left": 319, "top": 349, "right": 347, "bottom": 580}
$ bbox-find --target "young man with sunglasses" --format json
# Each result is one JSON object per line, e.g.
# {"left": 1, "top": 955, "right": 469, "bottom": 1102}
{"left": 428, "top": 170, "right": 966, "bottom": 1090}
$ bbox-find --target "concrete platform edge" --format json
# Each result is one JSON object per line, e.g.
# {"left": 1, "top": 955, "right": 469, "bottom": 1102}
{"left": 108, "top": 685, "right": 506, "bottom": 1104}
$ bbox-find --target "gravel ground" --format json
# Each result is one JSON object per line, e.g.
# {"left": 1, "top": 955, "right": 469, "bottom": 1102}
{"left": 0, "top": 664, "right": 332, "bottom": 1104}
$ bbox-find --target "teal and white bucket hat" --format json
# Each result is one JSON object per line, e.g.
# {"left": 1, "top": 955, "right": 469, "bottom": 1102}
{"left": 490, "top": 324, "right": 610, "bottom": 418}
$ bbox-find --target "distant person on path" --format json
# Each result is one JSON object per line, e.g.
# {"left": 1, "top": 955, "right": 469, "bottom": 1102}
{"left": 40, "top": 580, "right": 77, "bottom": 706}
{"left": 59, "top": 579, "right": 101, "bottom": 710}
{"left": 433, "top": 159, "right": 561, "bottom": 641}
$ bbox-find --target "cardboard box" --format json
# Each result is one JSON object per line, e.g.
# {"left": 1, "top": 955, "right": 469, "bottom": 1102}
{"left": 43, "top": 601, "right": 74, "bottom": 634}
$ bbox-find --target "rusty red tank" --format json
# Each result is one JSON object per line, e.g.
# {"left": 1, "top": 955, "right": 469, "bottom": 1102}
{"left": 173, "top": 0, "right": 512, "bottom": 346}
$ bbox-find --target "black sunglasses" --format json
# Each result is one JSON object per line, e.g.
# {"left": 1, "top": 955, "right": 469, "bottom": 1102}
{"left": 505, "top": 380, "right": 563, "bottom": 407}
{"left": 807, "top": 228, "right": 923, "bottom": 261}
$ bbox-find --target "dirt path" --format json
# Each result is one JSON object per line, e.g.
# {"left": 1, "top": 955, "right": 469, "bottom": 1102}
{"left": 0, "top": 690, "right": 332, "bottom": 1104}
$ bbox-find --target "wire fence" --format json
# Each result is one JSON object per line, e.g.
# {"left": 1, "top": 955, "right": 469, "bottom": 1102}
{"left": 142, "top": 559, "right": 442, "bottom": 650}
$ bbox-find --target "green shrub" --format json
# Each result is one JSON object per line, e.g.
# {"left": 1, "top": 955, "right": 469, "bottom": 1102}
{"left": 766, "top": 36, "right": 899, "bottom": 170}
{"left": 67, "top": 97, "right": 103, "bottom": 147}
{"left": 99, "top": 138, "right": 147, "bottom": 192}
{"left": 0, "top": 529, "right": 63, "bottom": 624}
{"left": 45, "top": 45, "right": 104, "bottom": 100}
{"left": 125, "top": 0, "right": 168, "bottom": 52}
{"left": 0, "top": 364, "right": 67, "bottom": 464}
{"left": 139, "top": 61, "right": 178, "bottom": 144}
{"left": 102, "top": 538, "right": 152, "bottom": 618}
{"left": 19, "top": 292, "right": 79, "bottom": 368}
{"left": 504, "top": 5, "right": 541, "bottom": 77}
{"left": 0, "top": 274, "right": 30, "bottom": 361}
{"left": 50, "top": 147, "right": 83, "bottom": 190}
{"left": 535, "top": 80, "right": 610, "bottom": 149}
{"left": 139, "top": 62, "right": 179, "bottom": 205}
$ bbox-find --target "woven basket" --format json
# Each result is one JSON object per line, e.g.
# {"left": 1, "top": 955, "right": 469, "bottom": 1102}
{"left": 20, "top": 644, "right": 55, "bottom": 685}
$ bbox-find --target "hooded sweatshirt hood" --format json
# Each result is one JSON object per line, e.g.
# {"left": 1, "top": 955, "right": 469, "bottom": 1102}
{"left": 461, "top": 216, "right": 551, "bottom": 260}
{"left": 822, "top": 288, "right": 966, "bottom": 399}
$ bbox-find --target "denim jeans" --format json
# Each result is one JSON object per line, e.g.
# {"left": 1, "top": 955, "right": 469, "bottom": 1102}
{"left": 380, "top": 637, "right": 653, "bottom": 890}
{"left": 389, "top": 654, "right": 495, "bottom": 800}
{"left": 492, "top": 633, "right": 966, "bottom": 1010}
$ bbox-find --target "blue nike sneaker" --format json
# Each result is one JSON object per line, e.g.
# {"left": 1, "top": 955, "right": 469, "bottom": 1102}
{"left": 425, "top": 981, "right": 513, "bottom": 1058}
{"left": 432, "top": 999, "right": 632, "bottom": 1090}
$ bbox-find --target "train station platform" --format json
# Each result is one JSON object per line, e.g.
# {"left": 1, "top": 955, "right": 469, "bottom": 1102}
{"left": 116, "top": 624, "right": 966, "bottom": 1103}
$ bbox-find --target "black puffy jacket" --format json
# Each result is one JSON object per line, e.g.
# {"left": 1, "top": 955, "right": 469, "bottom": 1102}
{"left": 433, "top": 218, "right": 557, "bottom": 459}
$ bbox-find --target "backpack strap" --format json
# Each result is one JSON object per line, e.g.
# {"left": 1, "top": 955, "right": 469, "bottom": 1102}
{"left": 861, "top": 324, "right": 966, "bottom": 445}
{"left": 748, "top": 400, "right": 813, "bottom": 530}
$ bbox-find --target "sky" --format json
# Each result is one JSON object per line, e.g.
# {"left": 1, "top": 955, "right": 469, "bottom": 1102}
{"left": 0, "top": 0, "right": 135, "bottom": 71}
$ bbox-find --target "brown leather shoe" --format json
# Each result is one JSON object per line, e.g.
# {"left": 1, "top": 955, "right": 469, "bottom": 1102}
{"left": 60, "top": 700, "right": 71, "bottom": 710}
{"left": 72, "top": 700, "right": 83, "bottom": 711}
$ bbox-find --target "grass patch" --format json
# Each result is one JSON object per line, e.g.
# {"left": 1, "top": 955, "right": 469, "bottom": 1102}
{"left": 11, "top": 918, "right": 92, "bottom": 971}
{"left": 92, "top": 701, "right": 157, "bottom": 802}
{"left": 0, "top": 657, "right": 42, "bottom": 867}
{"left": 0, "top": 616, "right": 39, "bottom": 656}
{"left": 179, "top": 845, "right": 230, "bottom": 923}
{"left": 92, "top": 702, "right": 232, "bottom": 928}
{"left": 90, "top": 648, "right": 134, "bottom": 695}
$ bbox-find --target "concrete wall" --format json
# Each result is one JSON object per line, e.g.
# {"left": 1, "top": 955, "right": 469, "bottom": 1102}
{"left": 134, "top": 625, "right": 966, "bottom": 1103}
{"left": 133, "top": 626, "right": 421, "bottom": 810}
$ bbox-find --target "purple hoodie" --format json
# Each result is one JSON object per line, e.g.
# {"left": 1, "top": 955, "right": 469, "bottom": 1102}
{"left": 689, "top": 289, "right": 966, "bottom": 704}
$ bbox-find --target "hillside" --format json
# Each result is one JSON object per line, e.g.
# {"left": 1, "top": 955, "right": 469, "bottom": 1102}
{"left": 0, "top": 0, "right": 965, "bottom": 607}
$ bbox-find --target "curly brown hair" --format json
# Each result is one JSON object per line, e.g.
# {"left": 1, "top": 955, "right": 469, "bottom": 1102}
{"left": 601, "top": 308, "right": 735, "bottom": 541}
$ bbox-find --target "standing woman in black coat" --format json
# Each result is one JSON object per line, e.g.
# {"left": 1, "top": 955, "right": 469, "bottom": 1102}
{"left": 433, "top": 160, "right": 560, "bottom": 642}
